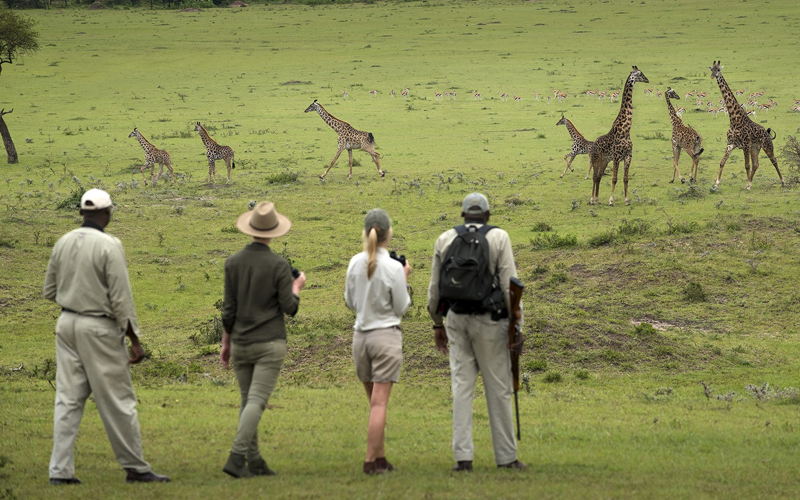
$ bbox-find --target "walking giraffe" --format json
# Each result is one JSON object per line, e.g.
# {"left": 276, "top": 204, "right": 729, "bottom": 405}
{"left": 556, "top": 115, "right": 594, "bottom": 179}
{"left": 128, "top": 128, "right": 173, "bottom": 186}
{"left": 664, "top": 88, "right": 704, "bottom": 184}
{"left": 194, "top": 122, "right": 235, "bottom": 184}
{"left": 709, "top": 60, "right": 784, "bottom": 189}
{"left": 304, "top": 100, "right": 384, "bottom": 180}
{"left": 589, "top": 66, "right": 649, "bottom": 206}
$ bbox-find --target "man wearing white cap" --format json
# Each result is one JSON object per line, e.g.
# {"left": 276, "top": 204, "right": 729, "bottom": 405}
{"left": 427, "top": 192, "right": 525, "bottom": 471}
{"left": 219, "top": 201, "right": 306, "bottom": 478}
{"left": 43, "top": 189, "right": 170, "bottom": 485}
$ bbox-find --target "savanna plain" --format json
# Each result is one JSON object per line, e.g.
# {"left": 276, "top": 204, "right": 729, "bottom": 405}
{"left": 2, "top": 0, "right": 800, "bottom": 498}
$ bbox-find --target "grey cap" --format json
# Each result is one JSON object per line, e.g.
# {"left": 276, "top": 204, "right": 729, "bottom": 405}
{"left": 462, "top": 192, "right": 490, "bottom": 215}
{"left": 80, "top": 188, "right": 113, "bottom": 210}
{"left": 364, "top": 208, "right": 391, "bottom": 233}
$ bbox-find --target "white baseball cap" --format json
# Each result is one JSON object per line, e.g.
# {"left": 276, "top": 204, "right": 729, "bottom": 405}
{"left": 80, "top": 189, "right": 113, "bottom": 210}
{"left": 462, "top": 192, "right": 490, "bottom": 215}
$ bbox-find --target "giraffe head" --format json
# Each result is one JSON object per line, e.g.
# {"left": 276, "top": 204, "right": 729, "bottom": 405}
{"left": 665, "top": 88, "right": 680, "bottom": 100}
{"left": 128, "top": 128, "right": 140, "bottom": 138}
{"left": 629, "top": 66, "right": 649, "bottom": 84}
{"left": 556, "top": 115, "right": 567, "bottom": 126}
{"left": 709, "top": 60, "right": 724, "bottom": 79}
{"left": 304, "top": 100, "right": 320, "bottom": 113}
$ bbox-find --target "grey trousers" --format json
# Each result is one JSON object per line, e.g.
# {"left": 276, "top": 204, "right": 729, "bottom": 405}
{"left": 445, "top": 310, "right": 517, "bottom": 465}
{"left": 230, "top": 339, "right": 286, "bottom": 458}
{"left": 50, "top": 311, "right": 151, "bottom": 479}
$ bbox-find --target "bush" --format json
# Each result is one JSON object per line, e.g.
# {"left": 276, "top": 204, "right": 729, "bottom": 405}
{"left": 530, "top": 232, "right": 577, "bottom": 250}
{"left": 588, "top": 231, "right": 615, "bottom": 247}
{"left": 633, "top": 322, "right": 658, "bottom": 337}
{"left": 683, "top": 282, "right": 707, "bottom": 303}
{"left": 542, "top": 370, "right": 562, "bottom": 383}
{"left": 618, "top": 218, "right": 650, "bottom": 236}
{"left": 574, "top": 370, "right": 590, "bottom": 380}
{"left": 531, "top": 221, "right": 552, "bottom": 232}
{"left": 190, "top": 299, "right": 224, "bottom": 345}
{"left": 56, "top": 189, "right": 82, "bottom": 211}
{"left": 525, "top": 358, "right": 548, "bottom": 372}
{"left": 266, "top": 169, "right": 301, "bottom": 185}
{"left": 780, "top": 135, "right": 800, "bottom": 186}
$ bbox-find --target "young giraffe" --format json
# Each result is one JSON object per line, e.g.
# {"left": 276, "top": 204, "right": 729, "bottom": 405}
{"left": 664, "top": 87, "right": 704, "bottom": 184}
{"left": 128, "top": 128, "right": 173, "bottom": 186}
{"left": 556, "top": 115, "right": 594, "bottom": 179}
{"left": 589, "top": 66, "right": 649, "bottom": 206}
{"left": 709, "top": 60, "right": 784, "bottom": 189}
{"left": 194, "top": 122, "right": 235, "bottom": 185}
{"left": 304, "top": 100, "right": 384, "bottom": 180}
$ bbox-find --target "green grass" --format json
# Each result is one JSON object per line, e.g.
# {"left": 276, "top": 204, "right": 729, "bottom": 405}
{"left": 1, "top": 0, "right": 800, "bottom": 498}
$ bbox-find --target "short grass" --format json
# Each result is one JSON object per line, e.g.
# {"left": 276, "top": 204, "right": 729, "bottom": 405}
{"left": 2, "top": 0, "right": 800, "bottom": 498}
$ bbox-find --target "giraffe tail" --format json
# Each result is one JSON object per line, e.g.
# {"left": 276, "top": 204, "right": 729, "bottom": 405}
{"left": 368, "top": 132, "right": 375, "bottom": 145}
{"left": 767, "top": 128, "right": 776, "bottom": 140}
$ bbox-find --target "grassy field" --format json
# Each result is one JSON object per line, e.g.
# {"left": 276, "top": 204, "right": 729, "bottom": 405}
{"left": 2, "top": 0, "right": 800, "bottom": 498}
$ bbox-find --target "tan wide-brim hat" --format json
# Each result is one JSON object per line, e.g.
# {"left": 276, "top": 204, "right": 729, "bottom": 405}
{"left": 236, "top": 202, "right": 292, "bottom": 238}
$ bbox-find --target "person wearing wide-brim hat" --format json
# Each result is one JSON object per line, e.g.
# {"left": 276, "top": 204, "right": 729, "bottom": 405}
{"left": 220, "top": 201, "right": 306, "bottom": 478}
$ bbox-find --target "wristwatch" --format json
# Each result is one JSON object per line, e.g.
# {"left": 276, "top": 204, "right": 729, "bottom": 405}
{"left": 432, "top": 324, "right": 444, "bottom": 330}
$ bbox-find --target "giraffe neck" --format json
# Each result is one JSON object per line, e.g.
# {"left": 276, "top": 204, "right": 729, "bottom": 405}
{"left": 135, "top": 131, "right": 153, "bottom": 151}
{"left": 314, "top": 104, "right": 345, "bottom": 134}
{"left": 564, "top": 119, "right": 585, "bottom": 142}
{"left": 714, "top": 73, "right": 747, "bottom": 123}
{"left": 665, "top": 96, "right": 681, "bottom": 128}
{"left": 611, "top": 74, "right": 637, "bottom": 135}
{"left": 197, "top": 125, "right": 217, "bottom": 149}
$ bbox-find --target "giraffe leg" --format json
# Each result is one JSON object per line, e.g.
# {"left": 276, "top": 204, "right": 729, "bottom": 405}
{"left": 741, "top": 147, "right": 753, "bottom": 190}
{"left": 689, "top": 152, "right": 699, "bottom": 184}
{"left": 561, "top": 153, "right": 573, "bottom": 178}
{"left": 368, "top": 148, "right": 383, "bottom": 178}
{"left": 747, "top": 147, "right": 760, "bottom": 190}
{"left": 209, "top": 160, "right": 216, "bottom": 185}
{"left": 226, "top": 158, "right": 232, "bottom": 184}
{"left": 347, "top": 149, "right": 353, "bottom": 180}
{"left": 763, "top": 140, "right": 784, "bottom": 186}
{"left": 716, "top": 144, "right": 735, "bottom": 187}
{"left": 586, "top": 159, "right": 593, "bottom": 180}
{"left": 321, "top": 146, "right": 344, "bottom": 179}
{"left": 167, "top": 162, "right": 174, "bottom": 185}
{"left": 155, "top": 163, "right": 165, "bottom": 187}
{"left": 609, "top": 160, "right": 619, "bottom": 206}
{"left": 140, "top": 162, "right": 150, "bottom": 186}
{"left": 670, "top": 144, "right": 683, "bottom": 184}
{"left": 622, "top": 155, "right": 632, "bottom": 206}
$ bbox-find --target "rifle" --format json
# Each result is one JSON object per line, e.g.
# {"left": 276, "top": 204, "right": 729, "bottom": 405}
{"left": 508, "top": 276, "right": 525, "bottom": 441}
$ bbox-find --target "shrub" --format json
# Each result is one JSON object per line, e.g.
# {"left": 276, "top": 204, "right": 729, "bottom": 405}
{"left": 531, "top": 221, "right": 552, "bottom": 232}
{"left": 190, "top": 299, "right": 224, "bottom": 345}
{"left": 530, "top": 232, "right": 577, "bottom": 250}
{"left": 266, "top": 169, "right": 301, "bottom": 185}
{"left": 683, "top": 282, "right": 707, "bottom": 303}
{"left": 574, "top": 370, "right": 590, "bottom": 380}
{"left": 56, "top": 189, "right": 83, "bottom": 211}
{"left": 588, "top": 231, "right": 615, "bottom": 247}
{"left": 633, "top": 322, "right": 658, "bottom": 337}
{"left": 542, "top": 371, "right": 562, "bottom": 383}
{"left": 618, "top": 218, "right": 649, "bottom": 236}
{"left": 525, "top": 358, "right": 548, "bottom": 372}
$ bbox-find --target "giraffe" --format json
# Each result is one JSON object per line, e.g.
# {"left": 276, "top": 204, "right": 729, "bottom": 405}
{"left": 194, "top": 122, "right": 235, "bottom": 184}
{"left": 709, "top": 61, "right": 784, "bottom": 189}
{"left": 556, "top": 115, "right": 594, "bottom": 179}
{"left": 128, "top": 128, "right": 173, "bottom": 186}
{"left": 589, "top": 66, "right": 649, "bottom": 206}
{"left": 304, "top": 100, "right": 384, "bottom": 180}
{"left": 664, "top": 87, "right": 704, "bottom": 184}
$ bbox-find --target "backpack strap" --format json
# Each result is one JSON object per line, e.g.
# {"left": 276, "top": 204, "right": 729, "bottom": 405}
{"left": 454, "top": 224, "right": 496, "bottom": 235}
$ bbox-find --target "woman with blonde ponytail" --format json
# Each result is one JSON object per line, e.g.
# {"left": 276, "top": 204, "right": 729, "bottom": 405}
{"left": 345, "top": 209, "right": 411, "bottom": 475}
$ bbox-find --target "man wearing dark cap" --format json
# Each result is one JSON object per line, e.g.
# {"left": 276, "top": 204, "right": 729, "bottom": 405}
{"left": 427, "top": 192, "right": 525, "bottom": 471}
{"left": 43, "top": 189, "right": 170, "bottom": 485}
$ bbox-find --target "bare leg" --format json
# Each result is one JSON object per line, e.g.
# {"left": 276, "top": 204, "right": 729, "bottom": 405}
{"left": 320, "top": 146, "right": 344, "bottom": 179}
{"left": 365, "top": 382, "right": 392, "bottom": 462}
{"left": 716, "top": 144, "right": 735, "bottom": 187}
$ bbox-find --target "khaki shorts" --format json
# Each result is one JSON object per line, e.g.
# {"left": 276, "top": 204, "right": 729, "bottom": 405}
{"left": 352, "top": 326, "right": 403, "bottom": 383}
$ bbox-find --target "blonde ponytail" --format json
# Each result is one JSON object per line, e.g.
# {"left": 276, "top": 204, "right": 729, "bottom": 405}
{"left": 363, "top": 226, "right": 392, "bottom": 280}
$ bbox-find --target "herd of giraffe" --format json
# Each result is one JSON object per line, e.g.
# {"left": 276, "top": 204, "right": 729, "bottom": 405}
{"left": 129, "top": 122, "right": 235, "bottom": 186}
{"left": 557, "top": 61, "right": 785, "bottom": 206}
{"left": 130, "top": 61, "right": 786, "bottom": 200}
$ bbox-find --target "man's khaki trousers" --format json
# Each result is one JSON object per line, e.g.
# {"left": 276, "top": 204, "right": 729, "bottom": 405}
{"left": 50, "top": 311, "right": 150, "bottom": 479}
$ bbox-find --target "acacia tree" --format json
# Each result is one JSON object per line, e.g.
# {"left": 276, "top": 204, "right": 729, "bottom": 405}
{"left": 0, "top": 9, "right": 39, "bottom": 164}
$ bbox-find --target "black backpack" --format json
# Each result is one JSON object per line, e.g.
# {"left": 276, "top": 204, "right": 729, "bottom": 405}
{"left": 439, "top": 225, "right": 496, "bottom": 313}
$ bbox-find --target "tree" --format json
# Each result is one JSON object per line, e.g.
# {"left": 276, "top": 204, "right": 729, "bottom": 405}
{"left": 0, "top": 9, "right": 39, "bottom": 164}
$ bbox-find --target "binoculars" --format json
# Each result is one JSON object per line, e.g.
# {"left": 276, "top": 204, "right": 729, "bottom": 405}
{"left": 389, "top": 251, "right": 407, "bottom": 267}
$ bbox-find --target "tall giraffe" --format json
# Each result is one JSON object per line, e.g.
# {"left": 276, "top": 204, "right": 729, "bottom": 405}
{"left": 664, "top": 88, "right": 704, "bottom": 184}
{"left": 194, "top": 122, "right": 235, "bottom": 185}
{"left": 556, "top": 115, "right": 594, "bottom": 179}
{"left": 589, "top": 66, "right": 649, "bottom": 206}
{"left": 128, "top": 128, "right": 173, "bottom": 186}
{"left": 304, "top": 100, "right": 384, "bottom": 180}
{"left": 709, "top": 61, "right": 784, "bottom": 189}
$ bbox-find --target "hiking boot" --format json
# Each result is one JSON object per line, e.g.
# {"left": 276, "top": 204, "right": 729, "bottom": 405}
{"left": 452, "top": 460, "right": 473, "bottom": 472}
{"left": 124, "top": 469, "right": 171, "bottom": 483}
{"left": 375, "top": 457, "right": 396, "bottom": 472}
{"left": 49, "top": 477, "right": 81, "bottom": 486}
{"left": 223, "top": 453, "right": 252, "bottom": 479}
{"left": 248, "top": 457, "right": 277, "bottom": 476}
{"left": 363, "top": 461, "right": 385, "bottom": 475}
{"left": 497, "top": 460, "right": 526, "bottom": 469}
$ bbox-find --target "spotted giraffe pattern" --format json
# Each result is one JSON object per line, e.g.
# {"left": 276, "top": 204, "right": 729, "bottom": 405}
{"left": 664, "top": 88, "right": 704, "bottom": 184}
{"left": 709, "top": 61, "right": 784, "bottom": 189}
{"left": 128, "top": 128, "right": 173, "bottom": 186}
{"left": 194, "top": 122, "right": 235, "bottom": 184}
{"left": 304, "top": 100, "right": 384, "bottom": 180}
{"left": 589, "top": 66, "right": 649, "bottom": 206}
{"left": 556, "top": 115, "right": 595, "bottom": 179}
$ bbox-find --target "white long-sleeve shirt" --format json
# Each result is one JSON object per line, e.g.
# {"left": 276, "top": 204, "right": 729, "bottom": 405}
{"left": 345, "top": 248, "right": 411, "bottom": 331}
